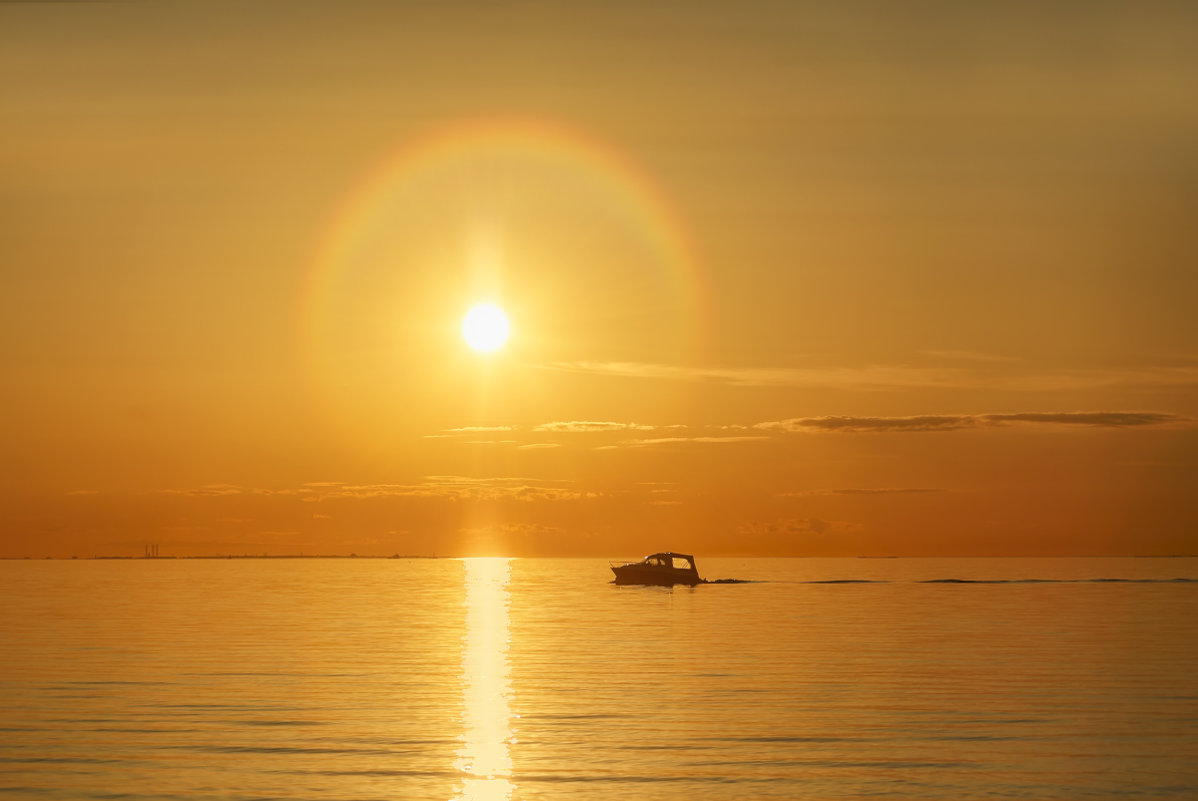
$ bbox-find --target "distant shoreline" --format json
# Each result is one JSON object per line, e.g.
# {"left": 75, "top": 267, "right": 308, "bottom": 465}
{"left": 1, "top": 554, "right": 445, "bottom": 561}
{"left": 3, "top": 554, "right": 1196, "bottom": 561}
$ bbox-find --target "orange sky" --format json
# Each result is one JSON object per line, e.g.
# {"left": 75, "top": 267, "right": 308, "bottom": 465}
{"left": 3, "top": 2, "right": 1196, "bottom": 558}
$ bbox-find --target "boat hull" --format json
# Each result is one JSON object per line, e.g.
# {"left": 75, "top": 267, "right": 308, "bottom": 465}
{"left": 611, "top": 564, "right": 701, "bottom": 586}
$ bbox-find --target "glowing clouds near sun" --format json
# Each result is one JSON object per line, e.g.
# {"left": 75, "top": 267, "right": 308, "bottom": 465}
{"left": 462, "top": 304, "right": 510, "bottom": 352}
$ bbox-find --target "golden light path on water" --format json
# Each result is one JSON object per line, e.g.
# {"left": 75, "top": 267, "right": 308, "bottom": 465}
{"left": 455, "top": 558, "right": 515, "bottom": 801}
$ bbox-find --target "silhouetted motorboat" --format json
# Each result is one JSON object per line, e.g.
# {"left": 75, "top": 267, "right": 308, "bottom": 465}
{"left": 610, "top": 552, "right": 702, "bottom": 586}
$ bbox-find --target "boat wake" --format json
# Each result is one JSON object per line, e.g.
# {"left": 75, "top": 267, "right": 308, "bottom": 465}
{"left": 728, "top": 577, "right": 1197, "bottom": 585}
{"left": 921, "top": 577, "right": 1198, "bottom": 584}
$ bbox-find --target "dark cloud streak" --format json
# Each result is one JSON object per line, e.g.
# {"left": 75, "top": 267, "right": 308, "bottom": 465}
{"left": 783, "top": 488, "right": 947, "bottom": 497}
{"left": 757, "top": 412, "right": 1188, "bottom": 433}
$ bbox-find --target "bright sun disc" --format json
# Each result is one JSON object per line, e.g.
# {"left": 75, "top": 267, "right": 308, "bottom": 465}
{"left": 462, "top": 304, "right": 510, "bottom": 352}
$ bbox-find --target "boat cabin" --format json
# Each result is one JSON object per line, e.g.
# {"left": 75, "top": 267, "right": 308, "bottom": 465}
{"left": 610, "top": 551, "right": 702, "bottom": 585}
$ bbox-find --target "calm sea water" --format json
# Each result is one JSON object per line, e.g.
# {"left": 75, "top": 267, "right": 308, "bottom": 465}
{"left": 2, "top": 557, "right": 1197, "bottom": 800}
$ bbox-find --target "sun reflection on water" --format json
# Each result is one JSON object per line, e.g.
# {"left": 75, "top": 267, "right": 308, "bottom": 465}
{"left": 454, "top": 557, "right": 515, "bottom": 801}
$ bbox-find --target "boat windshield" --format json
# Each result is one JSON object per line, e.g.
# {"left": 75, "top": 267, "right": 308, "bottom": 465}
{"left": 640, "top": 554, "right": 694, "bottom": 570}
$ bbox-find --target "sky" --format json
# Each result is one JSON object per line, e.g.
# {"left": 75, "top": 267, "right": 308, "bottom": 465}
{"left": 2, "top": 1, "right": 1197, "bottom": 558}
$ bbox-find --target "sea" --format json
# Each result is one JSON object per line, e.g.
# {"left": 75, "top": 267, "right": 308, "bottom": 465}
{"left": 2, "top": 557, "right": 1196, "bottom": 800}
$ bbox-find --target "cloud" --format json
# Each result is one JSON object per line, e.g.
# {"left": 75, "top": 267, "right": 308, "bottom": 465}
{"left": 597, "top": 435, "right": 770, "bottom": 450}
{"left": 739, "top": 517, "right": 849, "bottom": 537}
{"left": 425, "top": 426, "right": 516, "bottom": 438}
{"left": 158, "top": 484, "right": 244, "bottom": 496}
{"left": 65, "top": 489, "right": 100, "bottom": 496}
{"left": 286, "top": 484, "right": 424, "bottom": 499}
{"left": 431, "top": 421, "right": 691, "bottom": 445}
{"left": 543, "top": 361, "right": 958, "bottom": 389}
{"left": 422, "top": 475, "right": 573, "bottom": 485}
{"left": 313, "top": 480, "right": 593, "bottom": 502}
{"left": 984, "top": 412, "right": 1184, "bottom": 427}
{"left": 158, "top": 476, "right": 596, "bottom": 503}
{"left": 252, "top": 485, "right": 331, "bottom": 496}
{"left": 756, "top": 412, "right": 1188, "bottom": 433}
{"left": 640, "top": 483, "right": 684, "bottom": 505}
{"left": 532, "top": 420, "right": 656, "bottom": 433}
{"left": 461, "top": 522, "right": 564, "bottom": 537}
{"left": 320, "top": 476, "right": 596, "bottom": 502}
{"left": 543, "top": 360, "right": 1198, "bottom": 392}
{"left": 757, "top": 416, "right": 974, "bottom": 433}
{"left": 783, "top": 488, "right": 946, "bottom": 496}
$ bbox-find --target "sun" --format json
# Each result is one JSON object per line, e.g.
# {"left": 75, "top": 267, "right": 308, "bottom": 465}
{"left": 462, "top": 304, "right": 510, "bottom": 352}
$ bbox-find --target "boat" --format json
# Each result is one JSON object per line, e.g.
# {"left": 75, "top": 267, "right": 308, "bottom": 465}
{"left": 610, "top": 552, "right": 702, "bottom": 586}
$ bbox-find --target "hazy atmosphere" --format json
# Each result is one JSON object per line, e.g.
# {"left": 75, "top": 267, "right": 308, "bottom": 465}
{"left": 4, "top": 1, "right": 1197, "bottom": 558}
